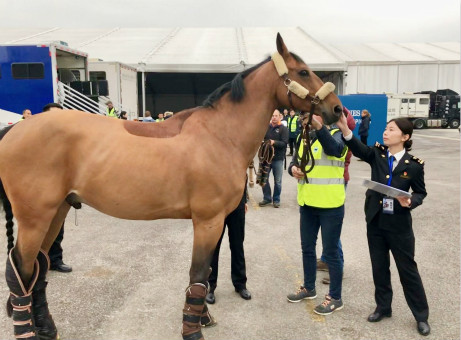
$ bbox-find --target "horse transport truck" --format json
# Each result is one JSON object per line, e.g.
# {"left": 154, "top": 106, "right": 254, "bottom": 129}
{"left": 0, "top": 41, "right": 138, "bottom": 126}
{"left": 386, "top": 89, "right": 460, "bottom": 129}
{"left": 0, "top": 42, "right": 90, "bottom": 125}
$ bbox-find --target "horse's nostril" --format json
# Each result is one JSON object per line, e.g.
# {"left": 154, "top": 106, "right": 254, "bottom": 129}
{"left": 334, "top": 105, "right": 342, "bottom": 115}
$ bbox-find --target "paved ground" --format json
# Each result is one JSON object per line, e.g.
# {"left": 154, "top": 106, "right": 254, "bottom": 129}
{"left": 0, "top": 128, "right": 459, "bottom": 340}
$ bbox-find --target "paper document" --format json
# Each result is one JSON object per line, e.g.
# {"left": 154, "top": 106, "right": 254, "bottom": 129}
{"left": 362, "top": 179, "right": 411, "bottom": 198}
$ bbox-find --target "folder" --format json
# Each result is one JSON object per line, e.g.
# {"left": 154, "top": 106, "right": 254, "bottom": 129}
{"left": 362, "top": 179, "right": 411, "bottom": 198}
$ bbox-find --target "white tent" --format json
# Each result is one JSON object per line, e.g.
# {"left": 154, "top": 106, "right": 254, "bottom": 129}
{"left": 0, "top": 27, "right": 459, "bottom": 94}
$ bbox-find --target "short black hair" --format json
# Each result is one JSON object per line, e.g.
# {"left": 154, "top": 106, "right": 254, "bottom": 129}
{"left": 43, "top": 103, "right": 63, "bottom": 112}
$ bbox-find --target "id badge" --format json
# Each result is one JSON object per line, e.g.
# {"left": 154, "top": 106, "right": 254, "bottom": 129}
{"left": 382, "top": 197, "right": 394, "bottom": 214}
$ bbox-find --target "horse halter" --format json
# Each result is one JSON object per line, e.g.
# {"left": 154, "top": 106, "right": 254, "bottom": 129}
{"left": 271, "top": 52, "right": 335, "bottom": 115}
{"left": 271, "top": 52, "right": 337, "bottom": 180}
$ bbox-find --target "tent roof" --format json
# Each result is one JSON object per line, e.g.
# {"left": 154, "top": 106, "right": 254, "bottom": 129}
{"left": 0, "top": 27, "right": 458, "bottom": 72}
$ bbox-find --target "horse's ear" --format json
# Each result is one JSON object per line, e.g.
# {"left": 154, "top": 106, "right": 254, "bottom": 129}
{"left": 276, "top": 33, "right": 289, "bottom": 57}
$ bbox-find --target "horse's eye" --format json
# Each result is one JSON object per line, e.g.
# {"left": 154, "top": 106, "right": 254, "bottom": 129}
{"left": 299, "top": 70, "right": 309, "bottom": 77}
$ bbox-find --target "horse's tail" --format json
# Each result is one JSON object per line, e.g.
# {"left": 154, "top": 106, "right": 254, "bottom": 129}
{"left": 0, "top": 125, "right": 17, "bottom": 254}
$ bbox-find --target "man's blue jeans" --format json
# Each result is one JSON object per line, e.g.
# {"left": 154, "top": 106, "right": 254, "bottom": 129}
{"left": 300, "top": 205, "right": 344, "bottom": 300}
{"left": 321, "top": 240, "right": 344, "bottom": 266}
{"left": 262, "top": 159, "right": 283, "bottom": 203}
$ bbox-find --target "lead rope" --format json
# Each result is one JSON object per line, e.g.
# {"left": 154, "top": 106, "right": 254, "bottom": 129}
{"left": 256, "top": 140, "right": 275, "bottom": 187}
{"left": 299, "top": 104, "right": 317, "bottom": 183}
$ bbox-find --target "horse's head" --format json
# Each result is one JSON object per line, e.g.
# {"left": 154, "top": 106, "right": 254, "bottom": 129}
{"left": 273, "top": 33, "right": 343, "bottom": 125}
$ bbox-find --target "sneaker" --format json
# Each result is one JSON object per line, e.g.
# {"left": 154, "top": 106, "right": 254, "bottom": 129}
{"left": 287, "top": 286, "right": 317, "bottom": 302}
{"left": 258, "top": 199, "right": 272, "bottom": 207}
{"left": 273, "top": 202, "right": 280, "bottom": 208}
{"left": 317, "top": 259, "right": 328, "bottom": 272}
{"left": 314, "top": 295, "right": 343, "bottom": 315}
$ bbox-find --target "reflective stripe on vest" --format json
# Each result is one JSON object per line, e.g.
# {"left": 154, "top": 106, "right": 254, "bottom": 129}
{"left": 288, "top": 116, "right": 298, "bottom": 132}
{"left": 297, "top": 128, "right": 347, "bottom": 208}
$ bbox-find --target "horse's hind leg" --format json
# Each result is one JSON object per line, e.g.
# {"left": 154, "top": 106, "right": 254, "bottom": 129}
{"left": 182, "top": 215, "right": 224, "bottom": 340}
{"left": 34, "top": 201, "right": 71, "bottom": 340}
{"left": 6, "top": 202, "right": 69, "bottom": 340}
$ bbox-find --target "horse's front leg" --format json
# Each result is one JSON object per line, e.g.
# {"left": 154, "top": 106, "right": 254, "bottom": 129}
{"left": 182, "top": 214, "right": 225, "bottom": 340}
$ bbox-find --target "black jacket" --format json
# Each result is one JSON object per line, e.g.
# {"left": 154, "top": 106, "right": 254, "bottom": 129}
{"left": 344, "top": 135, "right": 427, "bottom": 233}
{"left": 358, "top": 116, "right": 371, "bottom": 137}
{"left": 263, "top": 123, "right": 288, "bottom": 161}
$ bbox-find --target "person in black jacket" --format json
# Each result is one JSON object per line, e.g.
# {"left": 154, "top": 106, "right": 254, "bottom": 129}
{"left": 358, "top": 109, "right": 371, "bottom": 145}
{"left": 206, "top": 180, "right": 251, "bottom": 305}
{"left": 259, "top": 110, "right": 289, "bottom": 208}
{"left": 336, "top": 115, "right": 430, "bottom": 336}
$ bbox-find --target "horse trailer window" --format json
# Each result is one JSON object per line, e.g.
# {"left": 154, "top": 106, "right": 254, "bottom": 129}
{"left": 12, "top": 63, "right": 44, "bottom": 79}
{"left": 71, "top": 70, "right": 81, "bottom": 81}
{"left": 419, "top": 98, "right": 429, "bottom": 105}
{"left": 90, "top": 71, "right": 106, "bottom": 81}
{"left": 402, "top": 98, "right": 408, "bottom": 103}
{"left": 409, "top": 99, "right": 416, "bottom": 103}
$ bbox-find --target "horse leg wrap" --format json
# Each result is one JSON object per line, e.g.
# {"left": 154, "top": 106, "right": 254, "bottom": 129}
{"left": 5, "top": 248, "right": 39, "bottom": 340}
{"left": 182, "top": 283, "right": 207, "bottom": 340}
{"left": 200, "top": 304, "right": 216, "bottom": 328}
{"left": 32, "top": 250, "right": 58, "bottom": 340}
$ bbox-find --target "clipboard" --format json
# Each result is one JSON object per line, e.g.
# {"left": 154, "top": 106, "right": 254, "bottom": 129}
{"left": 362, "top": 179, "right": 412, "bottom": 198}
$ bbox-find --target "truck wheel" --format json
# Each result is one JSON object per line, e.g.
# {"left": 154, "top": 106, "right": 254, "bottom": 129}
{"left": 449, "top": 119, "right": 460, "bottom": 129}
{"left": 413, "top": 119, "right": 425, "bottom": 129}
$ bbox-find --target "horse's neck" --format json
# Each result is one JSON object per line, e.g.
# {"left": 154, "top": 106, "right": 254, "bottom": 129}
{"left": 213, "top": 65, "right": 280, "bottom": 164}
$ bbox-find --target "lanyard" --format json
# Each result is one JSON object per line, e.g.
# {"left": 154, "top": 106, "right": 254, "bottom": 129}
{"left": 387, "top": 151, "right": 394, "bottom": 186}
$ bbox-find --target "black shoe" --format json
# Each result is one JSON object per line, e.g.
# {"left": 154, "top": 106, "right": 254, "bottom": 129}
{"left": 417, "top": 321, "right": 430, "bottom": 336}
{"left": 258, "top": 200, "right": 272, "bottom": 207}
{"left": 50, "top": 262, "right": 72, "bottom": 273}
{"left": 206, "top": 292, "right": 215, "bottom": 304}
{"left": 235, "top": 288, "right": 251, "bottom": 300}
{"left": 367, "top": 310, "right": 392, "bottom": 322}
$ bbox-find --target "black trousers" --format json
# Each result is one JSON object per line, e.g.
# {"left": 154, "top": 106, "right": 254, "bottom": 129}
{"left": 208, "top": 200, "right": 247, "bottom": 291}
{"left": 288, "top": 137, "right": 296, "bottom": 155}
{"left": 360, "top": 135, "right": 368, "bottom": 145}
{"left": 367, "top": 220, "right": 429, "bottom": 322}
{"left": 48, "top": 223, "right": 65, "bottom": 265}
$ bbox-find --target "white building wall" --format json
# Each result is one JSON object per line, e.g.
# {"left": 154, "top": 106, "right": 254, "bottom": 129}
{"left": 438, "top": 63, "right": 460, "bottom": 92}
{"left": 345, "top": 63, "right": 460, "bottom": 94}
{"left": 397, "top": 64, "right": 439, "bottom": 93}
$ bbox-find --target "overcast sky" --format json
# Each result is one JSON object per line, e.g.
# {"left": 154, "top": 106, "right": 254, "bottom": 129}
{"left": 0, "top": 0, "right": 459, "bottom": 43}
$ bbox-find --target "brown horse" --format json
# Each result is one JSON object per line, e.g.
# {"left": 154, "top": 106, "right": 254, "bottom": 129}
{"left": 0, "top": 34, "right": 342, "bottom": 340}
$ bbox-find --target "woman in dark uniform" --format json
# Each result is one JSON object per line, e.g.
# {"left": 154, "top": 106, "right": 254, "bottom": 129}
{"left": 335, "top": 115, "right": 430, "bottom": 336}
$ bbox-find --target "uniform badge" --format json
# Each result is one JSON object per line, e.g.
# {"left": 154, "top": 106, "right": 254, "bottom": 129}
{"left": 400, "top": 171, "right": 410, "bottom": 179}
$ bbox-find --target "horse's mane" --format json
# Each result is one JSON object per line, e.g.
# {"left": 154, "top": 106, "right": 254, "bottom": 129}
{"left": 202, "top": 57, "right": 271, "bottom": 108}
{"left": 202, "top": 52, "right": 305, "bottom": 108}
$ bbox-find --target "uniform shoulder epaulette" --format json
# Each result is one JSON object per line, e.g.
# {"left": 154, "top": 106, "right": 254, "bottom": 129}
{"left": 374, "top": 142, "right": 387, "bottom": 151}
{"left": 411, "top": 156, "right": 425, "bottom": 165}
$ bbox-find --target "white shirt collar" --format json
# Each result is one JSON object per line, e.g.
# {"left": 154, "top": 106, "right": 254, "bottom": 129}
{"left": 389, "top": 149, "right": 406, "bottom": 165}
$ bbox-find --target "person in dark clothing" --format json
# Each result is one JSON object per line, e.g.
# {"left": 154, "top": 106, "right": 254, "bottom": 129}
{"left": 286, "top": 109, "right": 299, "bottom": 156}
{"left": 43, "top": 103, "right": 73, "bottom": 273}
{"left": 336, "top": 115, "right": 430, "bottom": 336}
{"left": 358, "top": 109, "right": 371, "bottom": 145}
{"left": 258, "top": 110, "right": 289, "bottom": 208}
{"left": 206, "top": 182, "right": 251, "bottom": 304}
